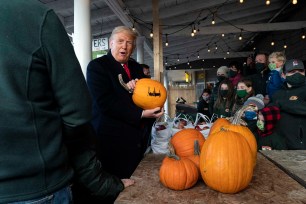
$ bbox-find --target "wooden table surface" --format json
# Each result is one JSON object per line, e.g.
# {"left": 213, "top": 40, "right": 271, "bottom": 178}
{"left": 115, "top": 152, "right": 306, "bottom": 204}
{"left": 260, "top": 150, "right": 306, "bottom": 188}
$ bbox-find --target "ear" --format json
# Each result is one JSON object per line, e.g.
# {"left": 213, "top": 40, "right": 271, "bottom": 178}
{"left": 109, "top": 39, "right": 114, "bottom": 49}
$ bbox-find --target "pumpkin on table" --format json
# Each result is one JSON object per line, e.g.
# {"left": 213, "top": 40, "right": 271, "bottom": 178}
{"left": 209, "top": 105, "right": 258, "bottom": 165}
{"left": 200, "top": 128, "right": 254, "bottom": 194}
{"left": 170, "top": 128, "right": 205, "bottom": 158}
{"left": 159, "top": 149, "right": 199, "bottom": 190}
{"left": 118, "top": 74, "right": 167, "bottom": 109}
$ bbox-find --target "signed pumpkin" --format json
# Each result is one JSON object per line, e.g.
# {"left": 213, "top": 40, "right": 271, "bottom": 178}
{"left": 132, "top": 78, "right": 167, "bottom": 109}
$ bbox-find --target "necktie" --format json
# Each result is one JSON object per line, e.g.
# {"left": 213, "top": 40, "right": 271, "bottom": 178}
{"left": 123, "top": 64, "right": 131, "bottom": 80}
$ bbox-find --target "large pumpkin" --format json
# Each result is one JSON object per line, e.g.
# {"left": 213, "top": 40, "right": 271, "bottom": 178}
{"left": 208, "top": 106, "right": 258, "bottom": 165}
{"left": 132, "top": 78, "right": 167, "bottom": 109}
{"left": 209, "top": 118, "right": 230, "bottom": 136}
{"left": 200, "top": 129, "right": 254, "bottom": 193}
{"left": 170, "top": 128, "right": 205, "bottom": 157}
{"left": 159, "top": 154, "right": 199, "bottom": 190}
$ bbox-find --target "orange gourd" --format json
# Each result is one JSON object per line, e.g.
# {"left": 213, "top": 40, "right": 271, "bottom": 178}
{"left": 200, "top": 129, "right": 254, "bottom": 193}
{"left": 159, "top": 153, "right": 199, "bottom": 190}
{"left": 209, "top": 118, "right": 230, "bottom": 135}
{"left": 133, "top": 78, "right": 167, "bottom": 109}
{"left": 185, "top": 140, "right": 201, "bottom": 173}
{"left": 118, "top": 74, "right": 167, "bottom": 109}
{"left": 170, "top": 128, "right": 205, "bottom": 157}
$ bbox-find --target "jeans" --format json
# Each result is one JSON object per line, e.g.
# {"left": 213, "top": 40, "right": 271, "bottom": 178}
{"left": 9, "top": 186, "right": 73, "bottom": 204}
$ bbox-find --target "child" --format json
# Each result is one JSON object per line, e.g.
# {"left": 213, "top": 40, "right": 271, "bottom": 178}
{"left": 266, "top": 52, "right": 286, "bottom": 102}
{"left": 255, "top": 106, "right": 287, "bottom": 150}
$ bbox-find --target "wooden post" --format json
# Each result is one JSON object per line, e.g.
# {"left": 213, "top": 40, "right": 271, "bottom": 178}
{"left": 152, "top": 0, "right": 163, "bottom": 82}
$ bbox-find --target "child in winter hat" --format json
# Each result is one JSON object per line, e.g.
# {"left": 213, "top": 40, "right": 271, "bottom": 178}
{"left": 244, "top": 94, "right": 265, "bottom": 111}
{"left": 255, "top": 106, "right": 287, "bottom": 150}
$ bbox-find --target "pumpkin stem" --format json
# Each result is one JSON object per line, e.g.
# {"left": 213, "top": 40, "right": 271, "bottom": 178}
{"left": 194, "top": 140, "right": 200, "bottom": 156}
{"left": 167, "top": 143, "right": 180, "bottom": 160}
{"left": 230, "top": 105, "right": 258, "bottom": 125}
{"left": 118, "top": 74, "right": 133, "bottom": 93}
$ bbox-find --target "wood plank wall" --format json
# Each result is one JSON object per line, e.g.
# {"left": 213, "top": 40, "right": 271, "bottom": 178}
{"left": 168, "top": 85, "right": 196, "bottom": 118}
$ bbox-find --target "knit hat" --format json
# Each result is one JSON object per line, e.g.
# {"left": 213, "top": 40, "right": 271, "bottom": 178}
{"left": 217, "top": 66, "right": 229, "bottom": 78}
{"left": 258, "top": 106, "right": 281, "bottom": 137}
{"left": 244, "top": 94, "right": 265, "bottom": 110}
{"left": 283, "top": 59, "right": 305, "bottom": 74}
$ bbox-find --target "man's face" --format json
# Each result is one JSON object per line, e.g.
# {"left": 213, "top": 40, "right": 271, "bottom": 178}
{"left": 110, "top": 32, "right": 135, "bottom": 63}
{"left": 255, "top": 54, "right": 267, "bottom": 64}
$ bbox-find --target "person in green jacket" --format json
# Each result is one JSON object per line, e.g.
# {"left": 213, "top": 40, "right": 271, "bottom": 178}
{"left": 0, "top": 1, "right": 133, "bottom": 203}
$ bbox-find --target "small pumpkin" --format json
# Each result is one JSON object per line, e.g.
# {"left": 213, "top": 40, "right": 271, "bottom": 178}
{"left": 159, "top": 153, "right": 199, "bottom": 190}
{"left": 118, "top": 74, "right": 167, "bottom": 109}
{"left": 200, "top": 129, "right": 254, "bottom": 194}
{"left": 170, "top": 128, "right": 205, "bottom": 158}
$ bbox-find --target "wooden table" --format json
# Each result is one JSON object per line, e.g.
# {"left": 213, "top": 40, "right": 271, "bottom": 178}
{"left": 115, "top": 152, "right": 306, "bottom": 204}
{"left": 260, "top": 150, "right": 306, "bottom": 188}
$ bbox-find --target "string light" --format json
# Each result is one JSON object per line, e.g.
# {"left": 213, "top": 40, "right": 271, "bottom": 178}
{"left": 191, "top": 27, "right": 195, "bottom": 37}
{"left": 271, "top": 41, "right": 275, "bottom": 46}
{"left": 187, "top": 57, "right": 190, "bottom": 65}
{"left": 283, "top": 41, "right": 287, "bottom": 49}
{"left": 211, "top": 13, "right": 215, "bottom": 25}
{"left": 239, "top": 0, "right": 244, "bottom": 3}
{"left": 132, "top": 21, "right": 135, "bottom": 31}
{"left": 302, "top": 28, "right": 305, "bottom": 39}
{"left": 197, "top": 52, "right": 200, "bottom": 58}
{"left": 177, "top": 54, "right": 180, "bottom": 62}
{"left": 193, "top": 25, "right": 197, "bottom": 33}
{"left": 292, "top": 0, "right": 297, "bottom": 4}
{"left": 165, "top": 57, "right": 168, "bottom": 65}
{"left": 215, "top": 43, "right": 218, "bottom": 50}
{"left": 150, "top": 29, "right": 153, "bottom": 38}
{"left": 165, "top": 34, "right": 169, "bottom": 46}
{"left": 227, "top": 50, "right": 230, "bottom": 55}
{"left": 207, "top": 44, "right": 211, "bottom": 52}
{"left": 266, "top": 0, "right": 270, "bottom": 5}
{"left": 239, "top": 29, "right": 243, "bottom": 40}
{"left": 222, "top": 33, "right": 225, "bottom": 37}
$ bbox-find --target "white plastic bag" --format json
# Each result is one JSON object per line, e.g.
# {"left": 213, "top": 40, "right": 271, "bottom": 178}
{"left": 194, "top": 113, "right": 213, "bottom": 139}
{"left": 151, "top": 114, "right": 173, "bottom": 154}
{"left": 171, "top": 113, "right": 194, "bottom": 136}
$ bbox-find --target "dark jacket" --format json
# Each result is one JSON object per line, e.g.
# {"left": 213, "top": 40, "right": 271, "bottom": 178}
{"left": 0, "top": 1, "right": 123, "bottom": 202}
{"left": 246, "top": 69, "right": 270, "bottom": 96}
{"left": 87, "top": 51, "right": 154, "bottom": 179}
{"left": 197, "top": 99, "right": 211, "bottom": 118}
{"left": 272, "top": 82, "right": 306, "bottom": 150}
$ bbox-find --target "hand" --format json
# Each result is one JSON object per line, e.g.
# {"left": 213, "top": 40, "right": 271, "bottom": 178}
{"left": 142, "top": 107, "right": 164, "bottom": 118}
{"left": 121, "top": 179, "right": 135, "bottom": 188}
{"left": 126, "top": 78, "right": 139, "bottom": 92}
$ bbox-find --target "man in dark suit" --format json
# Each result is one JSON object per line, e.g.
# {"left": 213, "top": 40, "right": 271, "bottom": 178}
{"left": 86, "top": 26, "right": 163, "bottom": 179}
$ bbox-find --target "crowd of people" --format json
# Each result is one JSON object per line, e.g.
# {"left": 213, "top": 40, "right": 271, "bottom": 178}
{"left": 197, "top": 52, "right": 306, "bottom": 151}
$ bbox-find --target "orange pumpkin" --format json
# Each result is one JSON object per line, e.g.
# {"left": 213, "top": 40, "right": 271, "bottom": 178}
{"left": 185, "top": 140, "right": 201, "bottom": 173}
{"left": 222, "top": 124, "right": 257, "bottom": 165}
{"left": 209, "top": 118, "right": 230, "bottom": 135}
{"left": 132, "top": 78, "right": 167, "bottom": 109}
{"left": 170, "top": 128, "right": 205, "bottom": 157}
{"left": 209, "top": 106, "right": 258, "bottom": 165}
{"left": 200, "top": 129, "right": 254, "bottom": 193}
{"left": 159, "top": 154, "right": 199, "bottom": 190}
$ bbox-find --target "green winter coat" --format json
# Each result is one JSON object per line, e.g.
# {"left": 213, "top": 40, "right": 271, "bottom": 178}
{"left": 0, "top": 1, "right": 123, "bottom": 202}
